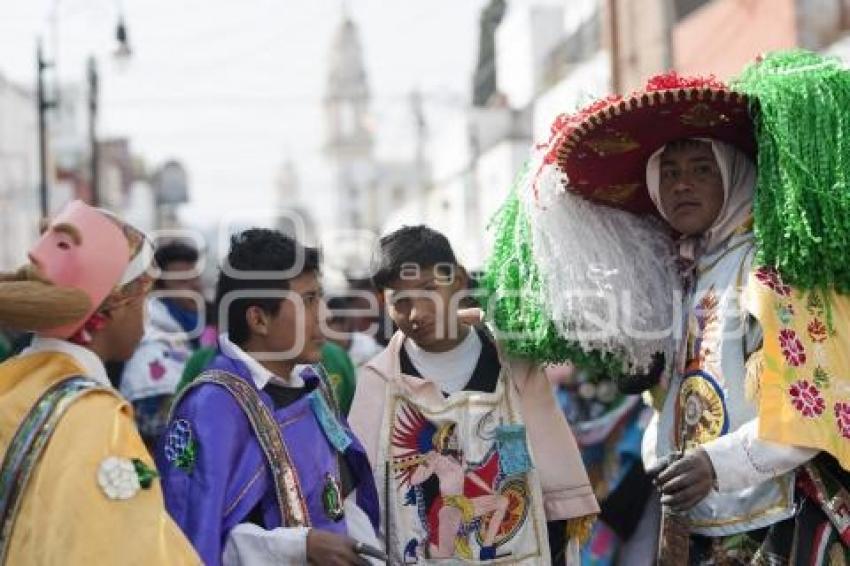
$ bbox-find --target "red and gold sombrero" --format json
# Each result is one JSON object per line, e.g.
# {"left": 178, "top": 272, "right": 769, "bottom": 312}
{"left": 549, "top": 73, "right": 756, "bottom": 214}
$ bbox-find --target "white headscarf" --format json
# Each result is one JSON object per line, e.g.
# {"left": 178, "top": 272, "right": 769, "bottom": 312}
{"left": 645, "top": 138, "right": 756, "bottom": 261}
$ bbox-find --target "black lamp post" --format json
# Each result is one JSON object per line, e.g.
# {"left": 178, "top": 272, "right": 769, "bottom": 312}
{"left": 36, "top": 40, "right": 56, "bottom": 219}
{"left": 87, "top": 56, "right": 99, "bottom": 207}
{"left": 35, "top": 13, "right": 131, "bottom": 216}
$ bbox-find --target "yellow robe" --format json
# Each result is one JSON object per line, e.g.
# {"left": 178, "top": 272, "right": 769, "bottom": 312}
{"left": 0, "top": 350, "right": 200, "bottom": 565}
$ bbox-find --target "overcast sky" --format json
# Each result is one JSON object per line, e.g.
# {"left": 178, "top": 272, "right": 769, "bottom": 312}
{"left": 0, "top": 0, "right": 489, "bottom": 228}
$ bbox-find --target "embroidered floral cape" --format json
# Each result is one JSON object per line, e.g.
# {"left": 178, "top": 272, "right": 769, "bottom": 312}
{"left": 748, "top": 268, "right": 850, "bottom": 469}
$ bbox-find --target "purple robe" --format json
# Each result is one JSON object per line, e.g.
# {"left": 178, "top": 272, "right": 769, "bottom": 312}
{"left": 157, "top": 351, "right": 379, "bottom": 566}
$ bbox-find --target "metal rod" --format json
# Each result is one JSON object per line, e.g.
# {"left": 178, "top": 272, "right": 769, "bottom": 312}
{"left": 36, "top": 40, "right": 50, "bottom": 219}
{"left": 608, "top": 0, "right": 622, "bottom": 94}
{"left": 87, "top": 56, "right": 99, "bottom": 207}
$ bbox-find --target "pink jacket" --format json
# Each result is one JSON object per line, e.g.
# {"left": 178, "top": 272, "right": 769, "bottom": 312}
{"left": 348, "top": 330, "right": 599, "bottom": 521}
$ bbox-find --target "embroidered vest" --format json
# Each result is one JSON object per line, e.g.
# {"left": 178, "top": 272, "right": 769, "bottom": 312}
{"left": 376, "top": 370, "right": 550, "bottom": 564}
{"left": 656, "top": 233, "right": 795, "bottom": 536}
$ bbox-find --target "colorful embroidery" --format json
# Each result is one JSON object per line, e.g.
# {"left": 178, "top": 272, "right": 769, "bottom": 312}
{"left": 808, "top": 319, "right": 828, "bottom": 343}
{"left": 788, "top": 380, "right": 825, "bottom": 418}
{"left": 164, "top": 419, "right": 197, "bottom": 473}
{"left": 583, "top": 131, "right": 640, "bottom": 156}
{"left": 98, "top": 456, "right": 145, "bottom": 500}
{"left": 132, "top": 458, "right": 158, "bottom": 489}
{"left": 308, "top": 390, "right": 351, "bottom": 454}
{"left": 391, "top": 402, "right": 533, "bottom": 561}
{"left": 321, "top": 473, "right": 345, "bottom": 521}
{"left": 495, "top": 425, "right": 533, "bottom": 477}
{"left": 778, "top": 329, "right": 807, "bottom": 367}
{"left": 748, "top": 269, "right": 850, "bottom": 470}
{"left": 775, "top": 303, "right": 795, "bottom": 325}
{"left": 806, "top": 293, "right": 825, "bottom": 317}
{"left": 689, "top": 287, "right": 721, "bottom": 367}
{"left": 835, "top": 402, "right": 850, "bottom": 439}
{"left": 677, "top": 370, "right": 729, "bottom": 450}
{"left": 813, "top": 366, "right": 831, "bottom": 389}
{"left": 680, "top": 103, "right": 732, "bottom": 128}
{"left": 755, "top": 267, "right": 792, "bottom": 297}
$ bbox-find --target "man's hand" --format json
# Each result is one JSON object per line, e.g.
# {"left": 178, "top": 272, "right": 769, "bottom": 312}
{"left": 306, "top": 530, "right": 370, "bottom": 566}
{"left": 653, "top": 448, "right": 716, "bottom": 513}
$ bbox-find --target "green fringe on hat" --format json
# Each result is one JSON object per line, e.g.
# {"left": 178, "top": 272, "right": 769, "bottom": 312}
{"left": 479, "top": 168, "right": 622, "bottom": 374}
{"left": 733, "top": 49, "right": 850, "bottom": 292}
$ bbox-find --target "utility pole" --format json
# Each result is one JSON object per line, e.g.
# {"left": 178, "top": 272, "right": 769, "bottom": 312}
{"left": 36, "top": 39, "right": 54, "bottom": 219}
{"left": 608, "top": 0, "right": 622, "bottom": 94}
{"left": 87, "top": 56, "right": 99, "bottom": 207}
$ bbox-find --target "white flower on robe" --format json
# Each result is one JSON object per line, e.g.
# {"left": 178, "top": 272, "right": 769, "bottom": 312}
{"left": 97, "top": 456, "right": 141, "bottom": 500}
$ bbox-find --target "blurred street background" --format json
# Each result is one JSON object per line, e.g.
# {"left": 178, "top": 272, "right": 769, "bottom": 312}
{"left": 1, "top": 0, "right": 849, "bottom": 288}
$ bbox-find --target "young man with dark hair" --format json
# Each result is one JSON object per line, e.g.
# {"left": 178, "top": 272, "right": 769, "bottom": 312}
{"left": 486, "top": 52, "right": 850, "bottom": 563}
{"left": 159, "top": 228, "right": 382, "bottom": 566}
{"left": 348, "top": 225, "right": 598, "bottom": 564}
{"left": 121, "top": 240, "right": 205, "bottom": 449}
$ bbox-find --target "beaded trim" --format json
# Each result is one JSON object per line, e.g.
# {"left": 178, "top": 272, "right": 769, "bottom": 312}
{"left": 0, "top": 377, "right": 105, "bottom": 564}
{"left": 174, "top": 370, "right": 311, "bottom": 528}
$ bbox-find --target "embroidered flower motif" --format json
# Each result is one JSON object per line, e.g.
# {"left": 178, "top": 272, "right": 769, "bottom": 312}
{"left": 755, "top": 267, "right": 792, "bottom": 297}
{"left": 813, "top": 366, "right": 831, "bottom": 389}
{"left": 835, "top": 402, "right": 850, "bottom": 438}
{"left": 164, "top": 419, "right": 197, "bottom": 473}
{"left": 807, "top": 292, "right": 825, "bottom": 318}
{"left": 808, "top": 319, "right": 828, "bottom": 343}
{"left": 789, "top": 380, "right": 825, "bottom": 418}
{"left": 775, "top": 303, "right": 795, "bottom": 325}
{"left": 98, "top": 457, "right": 141, "bottom": 500}
{"left": 835, "top": 402, "right": 850, "bottom": 439}
{"left": 779, "top": 329, "right": 807, "bottom": 367}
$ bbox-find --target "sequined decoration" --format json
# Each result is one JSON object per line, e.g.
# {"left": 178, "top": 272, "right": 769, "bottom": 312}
{"left": 732, "top": 50, "right": 850, "bottom": 293}
{"left": 321, "top": 473, "right": 345, "bottom": 522}
{"left": 496, "top": 424, "right": 533, "bottom": 477}
{"left": 164, "top": 419, "right": 197, "bottom": 473}
{"left": 308, "top": 390, "right": 351, "bottom": 454}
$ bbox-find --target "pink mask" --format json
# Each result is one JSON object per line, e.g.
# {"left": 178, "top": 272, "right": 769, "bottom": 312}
{"left": 28, "top": 200, "right": 132, "bottom": 338}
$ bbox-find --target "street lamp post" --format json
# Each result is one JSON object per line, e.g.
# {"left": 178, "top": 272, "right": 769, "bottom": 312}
{"left": 88, "top": 56, "right": 99, "bottom": 207}
{"left": 36, "top": 40, "right": 56, "bottom": 219}
{"left": 34, "top": 8, "right": 130, "bottom": 218}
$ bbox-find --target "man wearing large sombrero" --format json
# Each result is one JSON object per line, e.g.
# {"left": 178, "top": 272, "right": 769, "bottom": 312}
{"left": 484, "top": 50, "right": 850, "bottom": 563}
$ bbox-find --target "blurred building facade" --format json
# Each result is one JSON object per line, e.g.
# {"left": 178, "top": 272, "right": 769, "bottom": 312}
{"left": 322, "top": 14, "right": 431, "bottom": 273}
{"left": 672, "top": 0, "right": 850, "bottom": 78}
{"left": 47, "top": 76, "right": 188, "bottom": 233}
{"left": 375, "top": 0, "right": 850, "bottom": 271}
{"left": 0, "top": 73, "right": 39, "bottom": 271}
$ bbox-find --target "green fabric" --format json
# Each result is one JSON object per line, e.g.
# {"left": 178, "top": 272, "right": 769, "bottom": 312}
{"left": 479, "top": 175, "right": 622, "bottom": 374}
{"left": 320, "top": 341, "right": 356, "bottom": 417}
{"left": 732, "top": 49, "right": 850, "bottom": 293}
{"left": 175, "top": 347, "right": 217, "bottom": 395}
